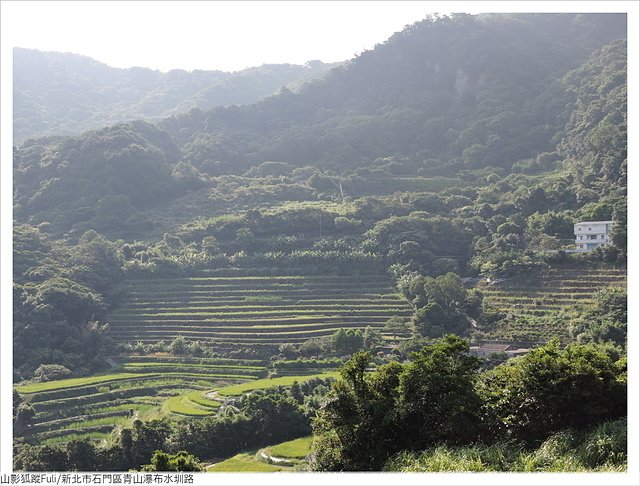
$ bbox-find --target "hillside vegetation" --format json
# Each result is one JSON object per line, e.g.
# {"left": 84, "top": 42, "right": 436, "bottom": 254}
{"left": 477, "top": 266, "right": 626, "bottom": 342}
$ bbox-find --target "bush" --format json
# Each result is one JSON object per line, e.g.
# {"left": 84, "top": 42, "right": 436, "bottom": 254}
{"left": 140, "top": 450, "right": 203, "bottom": 472}
{"left": 478, "top": 340, "right": 626, "bottom": 443}
{"left": 33, "top": 364, "right": 73, "bottom": 382}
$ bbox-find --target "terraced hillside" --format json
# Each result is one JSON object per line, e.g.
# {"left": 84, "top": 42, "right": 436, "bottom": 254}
{"left": 479, "top": 266, "right": 626, "bottom": 342}
{"left": 15, "top": 354, "right": 337, "bottom": 446}
{"left": 107, "top": 275, "right": 412, "bottom": 345}
{"left": 15, "top": 356, "right": 265, "bottom": 445}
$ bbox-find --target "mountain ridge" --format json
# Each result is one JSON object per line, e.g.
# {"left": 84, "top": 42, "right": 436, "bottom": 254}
{"left": 13, "top": 47, "right": 339, "bottom": 142}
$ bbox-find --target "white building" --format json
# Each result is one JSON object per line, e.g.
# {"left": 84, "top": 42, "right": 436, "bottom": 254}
{"left": 574, "top": 221, "right": 613, "bottom": 252}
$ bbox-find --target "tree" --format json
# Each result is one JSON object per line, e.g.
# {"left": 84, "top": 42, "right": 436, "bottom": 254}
{"left": 66, "top": 440, "right": 100, "bottom": 471}
{"left": 140, "top": 450, "right": 203, "bottom": 472}
{"left": 431, "top": 257, "right": 459, "bottom": 276}
{"left": 384, "top": 316, "right": 410, "bottom": 342}
{"left": 201, "top": 236, "right": 220, "bottom": 256}
{"left": 242, "top": 391, "right": 310, "bottom": 443}
{"left": 610, "top": 200, "right": 626, "bottom": 256}
{"left": 424, "top": 273, "right": 466, "bottom": 311}
{"left": 331, "top": 329, "right": 364, "bottom": 355}
{"left": 363, "top": 326, "right": 383, "bottom": 350}
{"left": 411, "top": 273, "right": 471, "bottom": 337}
{"left": 312, "top": 352, "right": 403, "bottom": 471}
{"left": 113, "top": 419, "right": 173, "bottom": 470}
{"left": 312, "top": 336, "right": 483, "bottom": 471}
{"left": 169, "top": 336, "right": 187, "bottom": 355}
{"left": 570, "top": 288, "right": 627, "bottom": 346}
{"left": 14, "top": 403, "right": 36, "bottom": 431}
{"left": 395, "top": 335, "right": 483, "bottom": 449}
{"left": 413, "top": 302, "right": 447, "bottom": 337}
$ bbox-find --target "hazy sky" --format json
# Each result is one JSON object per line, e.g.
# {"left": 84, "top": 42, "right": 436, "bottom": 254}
{"left": 5, "top": 1, "right": 633, "bottom": 73}
{"left": 2, "top": 1, "right": 454, "bottom": 72}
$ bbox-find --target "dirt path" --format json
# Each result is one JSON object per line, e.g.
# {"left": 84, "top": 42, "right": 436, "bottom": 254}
{"left": 259, "top": 450, "right": 295, "bottom": 466}
{"left": 206, "top": 390, "right": 237, "bottom": 405}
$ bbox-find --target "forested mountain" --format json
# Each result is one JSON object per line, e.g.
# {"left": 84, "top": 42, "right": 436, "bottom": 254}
{"left": 13, "top": 47, "right": 337, "bottom": 142}
{"left": 157, "top": 13, "right": 625, "bottom": 172}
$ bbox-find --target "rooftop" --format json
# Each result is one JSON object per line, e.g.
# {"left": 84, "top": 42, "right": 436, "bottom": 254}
{"left": 575, "top": 221, "right": 613, "bottom": 225}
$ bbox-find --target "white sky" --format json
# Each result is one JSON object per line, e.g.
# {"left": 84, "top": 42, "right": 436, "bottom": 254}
{"left": 1, "top": 1, "right": 452, "bottom": 72}
{"left": 2, "top": 1, "right": 634, "bottom": 72}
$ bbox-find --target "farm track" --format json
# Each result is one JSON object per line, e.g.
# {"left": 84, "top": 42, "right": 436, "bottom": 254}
{"left": 19, "top": 366, "right": 260, "bottom": 443}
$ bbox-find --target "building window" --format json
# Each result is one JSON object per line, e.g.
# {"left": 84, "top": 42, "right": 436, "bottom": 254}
{"left": 590, "top": 235, "right": 597, "bottom": 240}
{"left": 588, "top": 227, "right": 592, "bottom": 231}
{"left": 578, "top": 227, "right": 582, "bottom": 231}
{"left": 601, "top": 235, "right": 605, "bottom": 239}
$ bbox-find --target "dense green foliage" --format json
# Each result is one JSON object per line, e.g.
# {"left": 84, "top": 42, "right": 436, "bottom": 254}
{"left": 478, "top": 340, "right": 626, "bottom": 443}
{"left": 396, "top": 271, "right": 481, "bottom": 337}
{"left": 140, "top": 450, "right": 203, "bottom": 472}
{"left": 310, "top": 337, "right": 626, "bottom": 471}
{"left": 385, "top": 418, "right": 626, "bottom": 472}
{"left": 158, "top": 14, "right": 623, "bottom": 173}
{"left": 570, "top": 287, "right": 627, "bottom": 345}
{"left": 14, "top": 226, "right": 121, "bottom": 379}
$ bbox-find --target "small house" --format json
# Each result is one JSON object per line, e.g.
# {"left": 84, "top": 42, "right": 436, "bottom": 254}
{"left": 574, "top": 221, "right": 613, "bottom": 252}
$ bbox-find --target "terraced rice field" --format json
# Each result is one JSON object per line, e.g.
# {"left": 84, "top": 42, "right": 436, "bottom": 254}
{"left": 214, "top": 372, "right": 338, "bottom": 397}
{"left": 479, "top": 266, "right": 626, "bottom": 342}
{"left": 263, "top": 436, "right": 312, "bottom": 459}
{"left": 15, "top": 346, "right": 335, "bottom": 446}
{"left": 207, "top": 436, "right": 313, "bottom": 472}
{"left": 106, "top": 275, "right": 412, "bottom": 345}
{"left": 15, "top": 356, "right": 266, "bottom": 444}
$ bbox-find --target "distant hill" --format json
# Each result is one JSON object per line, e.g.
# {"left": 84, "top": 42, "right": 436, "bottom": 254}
{"left": 13, "top": 48, "right": 338, "bottom": 142}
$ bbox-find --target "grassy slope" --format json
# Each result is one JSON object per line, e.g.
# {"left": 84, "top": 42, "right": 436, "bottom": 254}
{"left": 15, "top": 373, "right": 152, "bottom": 394}
{"left": 207, "top": 453, "right": 288, "bottom": 472}
{"left": 215, "top": 372, "right": 338, "bottom": 396}
{"left": 264, "top": 436, "right": 313, "bottom": 459}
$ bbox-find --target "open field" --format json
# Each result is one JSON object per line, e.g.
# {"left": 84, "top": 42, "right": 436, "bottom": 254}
{"left": 264, "top": 436, "right": 313, "bottom": 459}
{"left": 15, "top": 373, "right": 147, "bottom": 394}
{"left": 216, "top": 372, "right": 338, "bottom": 396}
{"left": 207, "top": 436, "right": 313, "bottom": 472}
{"left": 106, "top": 275, "right": 412, "bottom": 345}
{"left": 163, "top": 394, "right": 218, "bottom": 417}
